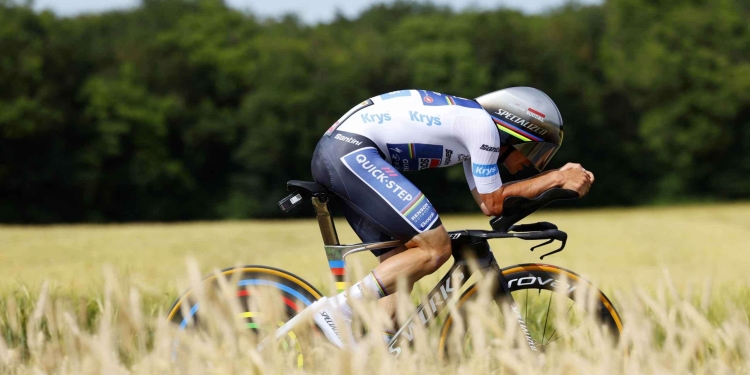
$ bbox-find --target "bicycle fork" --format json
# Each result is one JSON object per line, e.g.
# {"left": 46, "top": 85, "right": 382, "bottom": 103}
{"left": 493, "top": 265, "right": 539, "bottom": 352}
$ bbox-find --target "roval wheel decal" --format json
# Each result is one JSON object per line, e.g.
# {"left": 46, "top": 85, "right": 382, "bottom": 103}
{"left": 437, "top": 265, "right": 623, "bottom": 354}
{"left": 502, "top": 264, "right": 623, "bottom": 331}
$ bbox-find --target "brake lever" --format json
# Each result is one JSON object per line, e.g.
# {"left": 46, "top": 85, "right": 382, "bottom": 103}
{"left": 529, "top": 239, "right": 554, "bottom": 252}
{"left": 539, "top": 238, "right": 567, "bottom": 260}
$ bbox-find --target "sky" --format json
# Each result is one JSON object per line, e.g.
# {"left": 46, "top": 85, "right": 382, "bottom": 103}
{"left": 32, "top": 0, "right": 602, "bottom": 23}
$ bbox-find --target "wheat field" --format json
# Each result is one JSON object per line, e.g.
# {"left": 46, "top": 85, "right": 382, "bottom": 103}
{"left": 0, "top": 203, "right": 749, "bottom": 374}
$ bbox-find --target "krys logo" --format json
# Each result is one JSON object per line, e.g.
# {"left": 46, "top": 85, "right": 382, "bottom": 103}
{"left": 355, "top": 154, "right": 415, "bottom": 202}
{"left": 473, "top": 163, "right": 498, "bottom": 178}
{"left": 361, "top": 113, "right": 391, "bottom": 124}
{"left": 408, "top": 111, "right": 442, "bottom": 126}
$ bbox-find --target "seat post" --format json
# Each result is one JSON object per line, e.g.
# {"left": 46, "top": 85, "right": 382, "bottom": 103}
{"left": 312, "top": 196, "right": 349, "bottom": 293}
{"left": 311, "top": 196, "right": 340, "bottom": 246}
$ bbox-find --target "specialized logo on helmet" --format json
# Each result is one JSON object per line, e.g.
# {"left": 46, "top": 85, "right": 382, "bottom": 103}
{"left": 495, "top": 109, "right": 548, "bottom": 136}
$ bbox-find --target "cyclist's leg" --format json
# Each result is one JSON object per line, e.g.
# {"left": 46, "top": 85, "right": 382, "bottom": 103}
{"left": 374, "top": 226, "right": 451, "bottom": 291}
{"left": 312, "top": 131, "right": 451, "bottom": 295}
{"left": 339, "top": 204, "right": 450, "bottom": 328}
{"left": 311, "top": 131, "right": 451, "bottom": 345}
{"left": 339, "top": 203, "right": 406, "bottom": 256}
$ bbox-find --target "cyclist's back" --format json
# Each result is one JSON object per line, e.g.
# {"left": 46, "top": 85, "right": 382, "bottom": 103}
{"left": 335, "top": 90, "right": 499, "bottom": 175}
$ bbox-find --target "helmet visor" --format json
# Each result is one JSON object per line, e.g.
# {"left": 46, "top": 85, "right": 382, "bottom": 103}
{"left": 512, "top": 142, "right": 559, "bottom": 171}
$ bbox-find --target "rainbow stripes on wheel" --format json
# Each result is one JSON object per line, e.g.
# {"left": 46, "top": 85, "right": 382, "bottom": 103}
{"left": 168, "top": 266, "right": 323, "bottom": 368}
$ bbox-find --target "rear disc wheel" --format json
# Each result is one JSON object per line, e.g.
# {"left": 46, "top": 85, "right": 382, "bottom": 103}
{"left": 167, "top": 265, "right": 323, "bottom": 368}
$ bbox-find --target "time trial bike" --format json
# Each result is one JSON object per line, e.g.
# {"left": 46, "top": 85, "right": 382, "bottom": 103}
{"left": 167, "top": 180, "right": 623, "bottom": 364}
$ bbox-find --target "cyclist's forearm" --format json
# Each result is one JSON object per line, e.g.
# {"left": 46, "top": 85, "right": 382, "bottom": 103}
{"left": 480, "top": 171, "right": 564, "bottom": 216}
{"left": 502, "top": 171, "right": 564, "bottom": 197}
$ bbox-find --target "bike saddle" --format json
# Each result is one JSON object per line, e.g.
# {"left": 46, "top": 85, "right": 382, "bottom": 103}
{"left": 287, "top": 180, "right": 329, "bottom": 196}
{"left": 280, "top": 180, "right": 331, "bottom": 213}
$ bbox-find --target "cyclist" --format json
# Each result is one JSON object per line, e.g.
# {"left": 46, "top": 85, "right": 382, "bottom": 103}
{"left": 307, "top": 87, "right": 594, "bottom": 347}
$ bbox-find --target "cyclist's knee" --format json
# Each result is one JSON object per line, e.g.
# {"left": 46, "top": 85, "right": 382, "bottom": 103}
{"left": 408, "top": 225, "right": 451, "bottom": 274}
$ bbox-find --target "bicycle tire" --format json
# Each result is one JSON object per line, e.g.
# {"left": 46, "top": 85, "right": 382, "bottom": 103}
{"left": 438, "top": 263, "right": 622, "bottom": 359}
{"left": 168, "top": 265, "right": 323, "bottom": 367}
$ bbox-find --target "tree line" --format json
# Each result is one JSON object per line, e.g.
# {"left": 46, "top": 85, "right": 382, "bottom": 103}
{"left": 0, "top": 0, "right": 748, "bottom": 223}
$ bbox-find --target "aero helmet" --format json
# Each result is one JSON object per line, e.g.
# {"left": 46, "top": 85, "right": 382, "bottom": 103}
{"left": 475, "top": 87, "right": 563, "bottom": 171}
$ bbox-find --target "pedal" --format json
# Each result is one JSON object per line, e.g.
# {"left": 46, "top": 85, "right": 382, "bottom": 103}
{"left": 278, "top": 190, "right": 304, "bottom": 213}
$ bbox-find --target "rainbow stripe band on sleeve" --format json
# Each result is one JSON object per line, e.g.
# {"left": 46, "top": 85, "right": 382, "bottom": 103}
{"left": 492, "top": 116, "right": 544, "bottom": 142}
{"left": 329, "top": 260, "right": 347, "bottom": 292}
{"left": 401, "top": 193, "right": 426, "bottom": 215}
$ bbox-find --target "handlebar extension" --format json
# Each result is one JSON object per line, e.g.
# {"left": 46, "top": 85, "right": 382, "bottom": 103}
{"left": 490, "top": 188, "right": 580, "bottom": 233}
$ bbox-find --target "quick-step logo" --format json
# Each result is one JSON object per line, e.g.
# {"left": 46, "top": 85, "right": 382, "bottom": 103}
{"left": 341, "top": 148, "right": 438, "bottom": 232}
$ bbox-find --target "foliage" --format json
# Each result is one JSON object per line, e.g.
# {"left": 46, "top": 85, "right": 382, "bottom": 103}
{"left": 0, "top": 0, "right": 748, "bottom": 222}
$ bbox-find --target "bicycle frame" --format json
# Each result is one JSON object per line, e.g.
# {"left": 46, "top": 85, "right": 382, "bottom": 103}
{"left": 311, "top": 196, "right": 533, "bottom": 356}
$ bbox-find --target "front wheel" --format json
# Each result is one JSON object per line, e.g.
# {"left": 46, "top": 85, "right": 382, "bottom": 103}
{"left": 439, "top": 263, "right": 623, "bottom": 359}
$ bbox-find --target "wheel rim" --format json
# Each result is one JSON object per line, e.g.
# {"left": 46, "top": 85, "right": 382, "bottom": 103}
{"left": 438, "top": 264, "right": 623, "bottom": 359}
{"left": 168, "top": 266, "right": 322, "bottom": 368}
